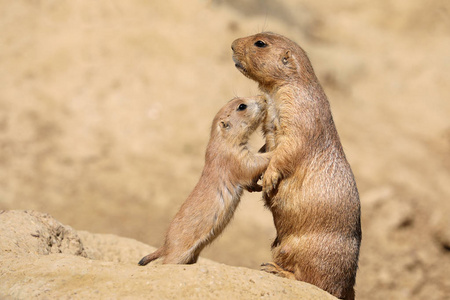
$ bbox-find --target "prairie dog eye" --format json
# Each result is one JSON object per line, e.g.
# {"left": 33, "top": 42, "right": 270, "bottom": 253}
{"left": 237, "top": 104, "right": 247, "bottom": 111}
{"left": 254, "top": 40, "right": 267, "bottom": 48}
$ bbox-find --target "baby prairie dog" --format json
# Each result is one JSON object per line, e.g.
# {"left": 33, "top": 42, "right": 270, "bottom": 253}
{"left": 232, "top": 32, "right": 361, "bottom": 300}
{"left": 139, "top": 97, "right": 270, "bottom": 266}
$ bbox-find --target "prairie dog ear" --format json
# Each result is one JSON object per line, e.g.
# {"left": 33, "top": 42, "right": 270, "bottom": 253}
{"left": 221, "top": 120, "right": 231, "bottom": 129}
{"left": 282, "top": 50, "right": 291, "bottom": 65}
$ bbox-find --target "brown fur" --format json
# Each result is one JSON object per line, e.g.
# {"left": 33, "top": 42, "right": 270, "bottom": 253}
{"left": 139, "top": 97, "right": 271, "bottom": 266}
{"left": 232, "top": 32, "right": 361, "bottom": 300}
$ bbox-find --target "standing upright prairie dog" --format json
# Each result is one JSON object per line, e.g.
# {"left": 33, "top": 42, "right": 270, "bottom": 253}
{"left": 232, "top": 32, "right": 361, "bottom": 300}
{"left": 139, "top": 97, "right": 270, "bottom": 266}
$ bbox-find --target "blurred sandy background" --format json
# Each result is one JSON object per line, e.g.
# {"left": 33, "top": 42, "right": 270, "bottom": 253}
{"left": 1, "top": 0, "right": 449, "bottom": 299}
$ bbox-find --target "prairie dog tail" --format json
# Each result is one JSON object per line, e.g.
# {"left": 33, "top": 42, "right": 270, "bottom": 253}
{"left": 138, "top": 247, "right": 164, "bottom": 266}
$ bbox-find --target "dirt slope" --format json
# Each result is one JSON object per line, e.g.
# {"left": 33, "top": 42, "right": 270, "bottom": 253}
{"left": 0, "top": 210, "right": 336, "bottom": 299}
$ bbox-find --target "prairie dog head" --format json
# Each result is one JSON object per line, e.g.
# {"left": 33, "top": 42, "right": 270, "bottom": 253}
{"left": 212, "top": 96, "right": 266, "bottom": 145}
{"left": 231, "top": 32, "right": 314, "bottom": 91}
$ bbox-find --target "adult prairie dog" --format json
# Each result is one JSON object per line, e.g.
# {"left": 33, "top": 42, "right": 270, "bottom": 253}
{"left": 232, "top": 32, "right": 361, "bottom": 300}
{"left": 139, "top": 96, "right": 270, "bottom": 266}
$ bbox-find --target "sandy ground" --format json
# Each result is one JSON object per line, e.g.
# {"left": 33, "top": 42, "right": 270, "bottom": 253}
{"left": 0, "top": 210, "right": 336, "bottom": 299}
{"left": 1, "top": 0, "right": 449, "bottom": 299}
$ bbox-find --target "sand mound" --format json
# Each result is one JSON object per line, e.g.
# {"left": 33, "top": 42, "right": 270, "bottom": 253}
{"left": 0, "top": 210, "right": 336, "bottom": 299}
